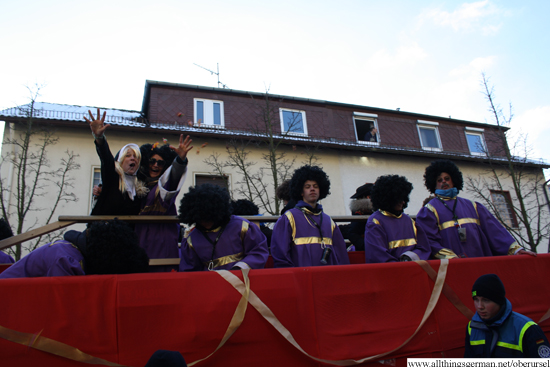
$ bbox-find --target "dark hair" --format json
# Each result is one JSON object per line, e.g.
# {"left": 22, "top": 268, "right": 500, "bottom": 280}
{"left": 85, "top": 219, "right": 149, "bottom": 275}
{"left": 275, "top": 180, "right": 291, "bottom": 202}
{"left": 231, "top": 199, "right": 259, "bottom": 216}
{"left": 138, "top": 143, "right": 178, "bottom": 180}
{"left": 0, "top": 218, "right": 14, "bottom": 241}
{"left": 178, "top": 184, "right": 232, "bottom": 226}
{"left": 371, "top": 175, "right": 413, "bottom": 212}
{"left": 289, "top": 165, "right": 331, "bottom": 203}
{"left": 423, "top": 159, "right": 463, "bottom": 194}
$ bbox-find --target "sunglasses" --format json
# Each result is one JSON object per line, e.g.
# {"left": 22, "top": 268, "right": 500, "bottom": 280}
{"left": 149, "top": 158, "right": 166, "bottom": 167}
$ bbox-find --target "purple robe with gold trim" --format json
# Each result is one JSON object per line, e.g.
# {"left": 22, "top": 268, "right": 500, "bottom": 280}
{"left": 416, "top": 196, "right": 519, "bottom": 258}
{"left": 135, "top": 160, "right": 187, "bottom": 272}
{"left": 179, "top": 215, "right": 268, "bottom": 272}
{"left": 0, "top": 240, "right": 84, "bottom": 279}
{"left": 0, "top": 251, "right": 14, "bottom": 264}
{"left": 364, "top": 210, "right": 432, "bottom": 263}
{"left": 271, "top": 201, "right": 350, "bottom": 268}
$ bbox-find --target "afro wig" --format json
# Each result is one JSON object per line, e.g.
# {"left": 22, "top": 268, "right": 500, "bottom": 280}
{"left": 85, "top": 219, "right": 149, "bottom": 275}
{"left": 289, "top": 165, "right": 331, "bottom": 203}
{"left": 371, "top": 175, "right": 413, "bottom": 212}
{"left": 423, "top": 159, "right": 463, "bottom": 194}
{"left": 0, "top": 218, "right": 14, "bottom": 241}
{"left": 178, "top": 183, "right": 232, "bottom": 226}
{"left": 138, "top": 143, "right": 178, "bottom": 181}
{"left": 275, "top": 180, "right": 291, "bottom": 202}
{"left": 231, "top": 199, "right": 259, "bottom": 216}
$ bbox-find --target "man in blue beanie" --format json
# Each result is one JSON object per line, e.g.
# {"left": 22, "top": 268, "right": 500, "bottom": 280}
{"left": 465, "top": 274, "right": 550, "bottom": 358}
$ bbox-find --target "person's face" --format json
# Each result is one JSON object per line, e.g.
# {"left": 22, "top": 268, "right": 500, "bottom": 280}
{"left": 148, "top": 154, "right": 166, "bottom": 178}
{"left": 372, "top": 127, "right": 377, "bottom": 134}
{"left": 121, "top": 149, "right": 138, "bottom": 175}
{"left": 301, "top": 180, "right": 320, "bottom": 206}
{"left": 394, "top": 201, "right": 405, "bottom": 213}
{"left": 436, "top": 172, "right": 454, "bottom": 190}
{"left": 473, "top": 296, "right": 501, "bottom": 320}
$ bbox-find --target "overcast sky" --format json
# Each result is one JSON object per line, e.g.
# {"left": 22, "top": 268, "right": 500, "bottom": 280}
{"left": 1, "top": 0, "right": 549, "bottom": 178}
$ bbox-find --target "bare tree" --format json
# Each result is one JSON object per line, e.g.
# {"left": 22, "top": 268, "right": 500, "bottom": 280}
{"left": 0, "top": 85, "right": 80, "bottom": 260}
{"left": 465, "top": 74, "right": 550, "bottom": 252}
{"left": 203, "top": 90, "right": 319, "bottom": 215}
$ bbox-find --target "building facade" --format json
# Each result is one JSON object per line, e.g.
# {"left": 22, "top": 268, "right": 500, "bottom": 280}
{"left": 1, "top": 81, "right": 549, "bottom": 252}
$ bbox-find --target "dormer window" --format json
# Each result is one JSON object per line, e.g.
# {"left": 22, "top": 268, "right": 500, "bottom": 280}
{"left": 417, "top": 120, "right": 442, "bottom": 151}
{"left": 194, "top": 98, "right": 224, "bottom": 127}
{"left": 354, "top": 112, "right": 379, "bottom": 144}
{"left": 279, "top": 108, "right": 307, "bottom": 135}
{"left": 465, "top": 127, "right": 487, "bottom": 156}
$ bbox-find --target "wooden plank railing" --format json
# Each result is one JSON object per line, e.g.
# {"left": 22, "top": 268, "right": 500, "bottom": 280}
{"left": 0, "top": 215, "right": 373, "bottom": 266}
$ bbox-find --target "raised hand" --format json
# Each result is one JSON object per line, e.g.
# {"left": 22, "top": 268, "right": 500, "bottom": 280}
{"left": 84, "top": 108, "right": 109, "bottom": 140}
{"left": 171, "top": 134, "right": 193, "bottom": 161}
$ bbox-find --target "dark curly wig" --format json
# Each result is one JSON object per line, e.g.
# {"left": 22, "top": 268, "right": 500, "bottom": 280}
{"left": 289, "top": 165, "right": 331, "bottom": 203}
{"left": 178, "top": 184, "right": 232, "bottom": 226}
{"left": 0, "top": 218, "right": 14, "bottom": 241}
{"left": 275, "top": 180, "right": 291, "bottom": 202}
{"left": 423, "top": 159, "right": 463, "bottom": 194}
{"left": 371, "top": 175, "right": 413, "bottom": 213}
{"left": 231, "top": 199, "right": 259, "bottom": 216}
{"left": 138, "top": 143, "right": 178, "bottom": 181}
{"left": 85, "top": 219, "right": 149, "bottom": 275}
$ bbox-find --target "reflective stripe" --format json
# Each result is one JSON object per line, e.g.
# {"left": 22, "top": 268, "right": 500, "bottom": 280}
{"left": 440, "top": 218, "right": 480, "bottom": 230}
{"left": 425, "top": 203, "right": 440, "bottom": 226}
{"left": 508, "top": 242, "right": 521, "bottom": 255}
{"left": 388, "top": 238, "right": 416, "bottom": 249}
{"left": 203, "top": 252, "right": 244, "bottom": 269}
{"left": 285, "top": 211, "right": 297, "bottom": 242}
{"left": 373, "top": 218, "right": 380, "bottom": 225}
{"left": 497, "top": 341, "right": 522, "bottom": 351}
{"left": 471, "top": 340, "right": 485, "bottom": 346}
{"left": 240, "top": 221, "right": 249, "bottom": 243}
{"left": 518, "top": 321, "right": 536, "bottom": 353}
{"left": 294, "top": 237, "right": 333, "bottom": 246}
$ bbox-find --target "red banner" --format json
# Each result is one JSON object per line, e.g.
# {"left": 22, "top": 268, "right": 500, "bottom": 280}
{"left": 1, "top": 254, "right": 550, "bottom": 366}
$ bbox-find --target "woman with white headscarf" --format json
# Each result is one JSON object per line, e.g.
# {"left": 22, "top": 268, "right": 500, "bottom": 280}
{"left": 85, "top": 109, "right": 150, "bottom": 216}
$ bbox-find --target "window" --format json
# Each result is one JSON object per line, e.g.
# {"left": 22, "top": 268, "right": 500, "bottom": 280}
{"left": 354, "top": 112, "right": 379, "bottom": 144}
{"left": 90, "top": 167, "right": 101, "bottom": 211}
{"left": 195, "top": 174, "right": 230, "bottom": 190}
{"left": 279, "top": 108, "right": 307, "bottom": 135}
{"left": 490, "top": 190, "right": 518, "bottom": 228}
{"left": 465, "top": 127, "right": 486, "bottom": 155}
{"left": 417, "top": 120, "right": 442, "bottom": 151}
{"left": 194, "top": 99, "right": 224, "bottom": 127}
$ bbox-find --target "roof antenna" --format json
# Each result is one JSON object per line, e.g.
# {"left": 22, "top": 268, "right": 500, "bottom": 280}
{"left": 193, "top": 62, "right": 229, "bottom": 89}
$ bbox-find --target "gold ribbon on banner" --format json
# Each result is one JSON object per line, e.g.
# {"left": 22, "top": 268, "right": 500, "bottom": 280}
{"left": 187, "top": 268, "right": 251, "bottom": 367}
{"left": 0, "top": 325, "right": 125, "bottom": 366}
{"left": 212, "top": 260, "right": 449, "bottom": 366}
{"left": 415, "top": 260, "right": 474, "bottom": 320}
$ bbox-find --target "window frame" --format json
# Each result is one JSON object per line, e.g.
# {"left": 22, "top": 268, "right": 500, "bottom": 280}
{"left": 279, "top": 108, "right": 308, "bottom": 136}
{"left": 89, "top": 166, "right": 101, "bottom": 212}
{"left": 464, "top": 127, "right": 487, "bottom": 156}
{"left": 354, "top": 112, "right": 379, "bottom": 145}
{"left": 193, "top": 98, "right": 225, "bottom": 128}
{"left": 194, "top": 173, "right": 231, "bottom": 191}
{"left": 490, "top": 190, "right": 519, "bottom": 228}
{"left": 417, "top": 120, "right": 443, "bottom": 151}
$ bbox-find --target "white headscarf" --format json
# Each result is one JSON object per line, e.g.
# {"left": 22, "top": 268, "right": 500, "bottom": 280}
{"left": 116, "top": 143, "right": 141, "bottom": 200}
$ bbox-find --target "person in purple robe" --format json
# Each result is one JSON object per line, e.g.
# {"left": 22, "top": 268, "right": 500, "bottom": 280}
{"left": 364, "top": 175, "right": 442, "bottom": 263}
{"left": 0, "top": 220, "right": 149, "bottom": 279}
{"left": 415, "top": 160, "right": 534, "bottom": 258}
{"left": 178, "top": 184, "right": 269, "bottom": 271}
{"left": 271, "top": 165, "right": 350, "bottom": 268}
{"left": 0, "top": 218, "right": 15, "bottom": 264}
{"left": 134, "top": 137, "right": 192, "bottom": 272}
